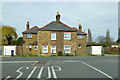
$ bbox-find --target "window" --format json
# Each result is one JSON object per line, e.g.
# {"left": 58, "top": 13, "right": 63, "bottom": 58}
{"left": 29, "top": 45, "right": 32, "bottom": 48}
{"left": 42, "top": 45, "right": 48, "bottom": 53}
{"left": 26, "top": 34, "right": 32, "bottom": 38}
{"left": 64, "top": 33, "right": 71, "bottom": 40}
{"left": 34, "top": 45, "right": 38, "bottom": 50}
{"left": 64, "top": 45, "right": 71, "bottom": 53}
{"left": 78, "top": 44, "right": 81, "bottom": 48}
{"left": 51, "top": 33, "right": 56, "bottom": 40}
{"left": 51, "top": 45, "right": 56, "bottom": 53}
{"left": 78, "top": 35, "right": 83, "bottom": 39}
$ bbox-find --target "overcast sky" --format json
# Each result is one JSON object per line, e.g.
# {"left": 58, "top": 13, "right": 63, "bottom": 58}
{"left": 2, "top": 2, "right": 118, "bottom": 41}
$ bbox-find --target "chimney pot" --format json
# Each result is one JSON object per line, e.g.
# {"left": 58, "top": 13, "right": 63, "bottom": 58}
{"left": 56, "top": 12, "right": 60, "bottom": 24}
{"left": 26, "top": 21, "right": 29, "bottom": 30}
{"left": 79, "top": 24, "right": 82, "bottom": 31}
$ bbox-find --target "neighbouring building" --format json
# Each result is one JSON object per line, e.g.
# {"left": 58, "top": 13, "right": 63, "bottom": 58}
{"left": 22, "top": 12, "right": 87, "bottom": 56}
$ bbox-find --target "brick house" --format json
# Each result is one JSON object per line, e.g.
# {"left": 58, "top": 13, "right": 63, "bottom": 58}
{"left": 22, "top": 12, "right": 87, "bottom": 56}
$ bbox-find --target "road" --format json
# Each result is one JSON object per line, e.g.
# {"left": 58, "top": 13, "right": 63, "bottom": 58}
{"left": 0, "top": 56, "right": 119, "bottom": 80}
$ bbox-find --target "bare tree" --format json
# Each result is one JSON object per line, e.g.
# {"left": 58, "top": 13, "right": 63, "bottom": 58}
{"left": 88, "top": 28, "right": 92, "bottom": 44}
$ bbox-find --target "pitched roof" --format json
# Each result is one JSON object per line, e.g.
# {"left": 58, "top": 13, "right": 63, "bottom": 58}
{"left": 22, "top": 26, "right": 39, "bottom": 34}
{"left": 39, "top": 21, "right": 76, "bottom": 32}
{"left": 73, "top": 27, "right": 87, "bottom": 35}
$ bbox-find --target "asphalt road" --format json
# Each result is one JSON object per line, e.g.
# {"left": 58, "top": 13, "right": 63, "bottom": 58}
{"left": 0, "top": 56, "right": 119, "bottom": 80}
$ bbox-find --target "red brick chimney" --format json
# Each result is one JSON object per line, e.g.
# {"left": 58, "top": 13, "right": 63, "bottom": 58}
{"left": 26, "top": 21, "right": 29, "bottom": 30}
{"left": 56, "top": 12, "right": 60, "bottom": 24}
{"left": 79, "top": 24, "right": 82, "bottom": 31}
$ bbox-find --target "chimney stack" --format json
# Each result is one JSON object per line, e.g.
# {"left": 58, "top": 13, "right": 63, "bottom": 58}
{"left": 26, "top": 21, "right": 29, "bottom": 30}
{"left": 56, "top": 12, "right": 60, "bottom": 24}
{"left": 79, "top": 24, "right": 82, "bottom": 31}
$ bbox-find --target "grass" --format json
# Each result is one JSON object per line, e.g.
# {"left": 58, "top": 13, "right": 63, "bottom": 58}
{"left": 105, "top": 52, "right": 120, "bottom": 54}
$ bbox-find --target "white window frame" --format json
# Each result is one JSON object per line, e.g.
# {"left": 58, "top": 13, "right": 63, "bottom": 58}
{"left": 64, "top": 33, "right": 71, "bottom": 40}
{"left": 78, "top": 35, "right": 83, "bottom": 39}
{"left": 29, "top": 45, "right": 32, "bottom": 48}
{"left": 51, "top": 33, "right": 56, "bottom": 40}
{"left": 26, "top": 34, "right": 32, "bottom": 38}
{"left": 34, "top": 45, "right": 38, "bottom": 50}
{"left": 78, "top": 44, "right": 81, "bottom": 48}
{"left": 51, "top": 45, "right": 56, "bottom": 53}
{"left": 42, "top": 45, "right": 48, "bottom": 53}
{"left": 64, "top": 45, "right": 71, "bottom": 53}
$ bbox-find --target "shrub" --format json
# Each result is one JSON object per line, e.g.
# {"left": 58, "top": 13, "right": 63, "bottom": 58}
{"left": 57, "top": 51, "right": 63, "bottom": 56}
{"left": 65, "top": 53, "right": 73, "bottom": 56}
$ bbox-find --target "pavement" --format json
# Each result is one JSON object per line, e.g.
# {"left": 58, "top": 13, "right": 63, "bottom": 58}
{"left": 0, "top": 56, "right": 119, "bottom": 80}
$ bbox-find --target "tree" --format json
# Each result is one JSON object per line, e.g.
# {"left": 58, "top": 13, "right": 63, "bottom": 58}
{"left": 87, "top": 28, "right": 92, "bottom": 44}
{"left": 16, "top": 37, "right": 23, "bottom": 45}
{"left": 2, "top": 26, "right": 18, "bottom": 45}
{"left": 117, "top": 38, "right": 120, "bottom": 43}
{"left": 95, "top": 36, "right": 106, "bottom": 43}
{"left": 105, "top": 30, "right": 113, "bottom": 46}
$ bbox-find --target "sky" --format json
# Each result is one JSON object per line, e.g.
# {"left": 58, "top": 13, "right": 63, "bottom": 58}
{"left": 2, "top": 2, "right": 118, "bottom": 41}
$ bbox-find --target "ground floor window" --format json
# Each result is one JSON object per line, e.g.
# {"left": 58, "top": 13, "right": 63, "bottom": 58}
{"left": 34, "top": 45, "right": 38, "bottom": 50}
{"left": 64, "top": 45, "right": 71, "bottom": 53}
{"left": 42, "top": 45, "right": 48, "bottom": 53}
{"left": 29, "top": 45, "right": 32, "bottom": 48}
{"left": 51, "top": 45, "right": 56, "bottom": 53}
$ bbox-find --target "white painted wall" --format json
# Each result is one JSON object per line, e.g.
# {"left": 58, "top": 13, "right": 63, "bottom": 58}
{"left": 87, "top": 46, "right": 102, "bottom": 55}
{"left": 92, "top": 46, "right": 102, "bottom": 55}
{"left": 4, "top": 46, "right": 16, "bottom": 55}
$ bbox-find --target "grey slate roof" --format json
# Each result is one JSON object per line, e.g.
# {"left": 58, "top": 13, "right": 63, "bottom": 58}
{"left": 22, "top": 26, "right": 39, "bottom": 34}
{"left": 77, "top": 29, "right": 87, "bottom": 35}
{"left": 39, "top": 21, "right": 76, "bottom": 32}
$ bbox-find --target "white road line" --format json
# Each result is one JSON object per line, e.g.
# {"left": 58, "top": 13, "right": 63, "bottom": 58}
{"left": 26, "top": 67, "right": 37, "bottom": 80}
{"left": 14, "top": 67, "right": 23, "bottom": 80}
{"left": 4, "top": 76, "right": 11, "bottom": 80}
{"left": 51, "top": 66, "right": 61, "bottom": 79}
{"left": 37, "top": 67, "right": 44, "bottom": 79}
{"left": 32, "top": 61, "right": 38, "bottom": 65}
{"left": 26, "top": 67, "right": 29, "bottom": 69}
{"left": 81, "top": 61, "right": 114, "bottom": 80}
{"left": 47, "top": 67, "right": 51, "bottom": 79}
{"left": 0, "top": 61, "right": 37, "bottom": 63}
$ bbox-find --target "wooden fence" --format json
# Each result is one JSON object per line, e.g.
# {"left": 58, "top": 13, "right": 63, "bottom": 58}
{"left": 103, "top": 47, "right": 120, "bottom": 52}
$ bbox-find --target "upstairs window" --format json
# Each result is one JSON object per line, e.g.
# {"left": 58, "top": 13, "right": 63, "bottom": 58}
{"left": 29, "top": 45, "right": 32, "bottom": 48}
{"left": 64, "top": 45, "right": 71, "bottom": 53}
{"left": 51, "top": 45, "right": 56, "bottom": 53}
{"left": 42, "top": 45, "right": 48, "bottom": 53}
{"left": 51, "top": 33, "right": 56, "bottom": 40}
{"left": 64, "top": 33, "right": 71, "bottom": 40}
{"left": 26, "top": 34, "right": 32, "bottom": 38}
{"left": 78, "top": 35, "right": 83, "bottom": 39}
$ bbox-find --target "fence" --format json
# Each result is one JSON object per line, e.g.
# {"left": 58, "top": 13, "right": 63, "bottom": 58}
{"left": 16, "top": 46, "right": 23, "bottom": 56}
{"left": 103, "top": 47, "right": 120, "bottom": 52}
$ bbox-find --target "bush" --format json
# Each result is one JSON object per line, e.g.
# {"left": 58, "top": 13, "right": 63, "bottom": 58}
{"left": 65, "top": 53, "right": 73, "bottom": 56}
{"left": 57, "top": 51, "right": 63, "bottom": 56}
{"left": 50, "top": 55, "right": 57, "bottom": 57}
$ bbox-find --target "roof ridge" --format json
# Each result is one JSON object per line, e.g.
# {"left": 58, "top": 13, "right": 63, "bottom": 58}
{"left": 73, "top": 27, "right": 87, "bottom": 34}
{"left": 39, "top": 21, "right": 54, "bottom": 30}
{"left": 22, "top": 26, "right": 39, "bottom": 33}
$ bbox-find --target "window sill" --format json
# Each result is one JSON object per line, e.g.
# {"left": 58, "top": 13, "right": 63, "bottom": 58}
{"left": 26, "top": 38, "right": 32, "bottom": 39}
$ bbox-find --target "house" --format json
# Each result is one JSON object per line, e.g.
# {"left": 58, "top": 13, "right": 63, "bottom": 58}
{"left": 22, "top": 12, "right": 87, "bottom": 56}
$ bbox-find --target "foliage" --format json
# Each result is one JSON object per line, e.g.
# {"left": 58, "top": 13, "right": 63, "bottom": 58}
{"left": 57, "top": 51, "right": 63, "bottom": 56}
{"left": 16, "top": 37, "right": 23, "bottom": 45}
{"left": 117, "top": 38, "right": 120, "bottom": 43}
{"left": 65, "top": 53, "right": 73, "bottom": 56}
{"left": 1, "top": 26, "right": 18, "bottom": 45}
{"left": 50, "top": 55, "right": 57, "bottom": 57}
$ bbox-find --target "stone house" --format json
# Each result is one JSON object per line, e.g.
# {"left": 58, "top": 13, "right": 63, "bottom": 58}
{"left": 22, "top": 12, "right": 87, "bottom": 56}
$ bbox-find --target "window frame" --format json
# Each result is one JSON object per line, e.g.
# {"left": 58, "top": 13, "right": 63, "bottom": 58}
{"left": 42, "top": 45, "right": 48, "bottom": 53}
{"left": 34, "top": 45, "right": 38, "bottom": 50}
{"left": 51, "top": 33, "right": 56, "bottom": 40}
{"left": 51, "top": 45, "right": 56, "bottom": 53}
{"left": 29, "top": 45, "right": 32, "bottom": 48}
{"left": 64, "top": 33, "right": 71, "bottom": 40}
{"left": 64, "top": 45, "right": 71, "bottom": 53}
{"left": 78, "top": 44, "right": 81, "bottom": 48}
{"left": 78, "top": 35, "right": 84, "bottom": 39}
{"left": 26, "top": 34, "right": 32, "bottom": 38}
